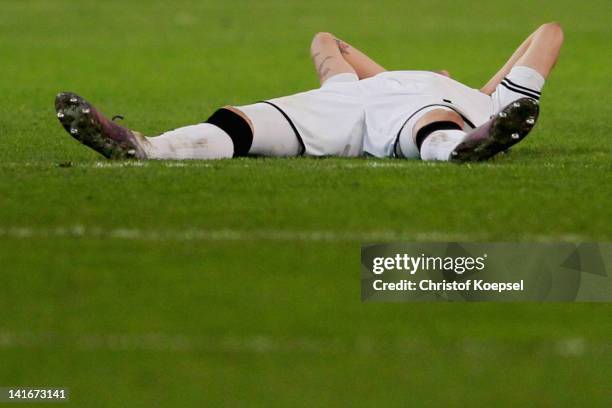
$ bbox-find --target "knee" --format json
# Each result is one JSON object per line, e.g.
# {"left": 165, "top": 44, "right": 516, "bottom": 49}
{"left": 428, "top": 109, "right": 463, "bottom": 123}
{"left": 414, "top": 109, "right": 464, "bottom": 133}
{"left": 539, "top": 22, "right": 564, "bottom": 45}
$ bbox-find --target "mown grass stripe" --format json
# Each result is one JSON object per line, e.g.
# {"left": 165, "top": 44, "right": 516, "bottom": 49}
{"left": 0, "top": 329, "right": 592, "bottom": 357}
{"left": 0, "top": 226, "right": 590, "bottom": 242}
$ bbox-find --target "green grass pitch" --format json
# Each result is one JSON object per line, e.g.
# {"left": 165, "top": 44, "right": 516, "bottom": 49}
{"left": 1, "top": 0, "right": 611, "bottom": 406}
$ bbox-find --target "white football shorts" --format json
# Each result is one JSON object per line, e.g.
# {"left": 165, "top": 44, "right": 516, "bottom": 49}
{"left": 235, "top": 73, "right": 365, "bottom": 157}
{"left": 395, "top": 65, "right": 545, "bottom": 159}
{"left": 234, "top": 66, "right": 544, "bottom": 159}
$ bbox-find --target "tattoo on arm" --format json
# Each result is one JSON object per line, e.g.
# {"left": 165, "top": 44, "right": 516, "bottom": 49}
{"left": 334, "top": 39, "right": 350, "bottom": 55}
{"left": 316, "top": 55, "right": 335, "bottom": 78}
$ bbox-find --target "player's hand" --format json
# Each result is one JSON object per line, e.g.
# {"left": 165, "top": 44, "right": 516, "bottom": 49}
{"left": 436, "top": 70, "right": 451, "bottom": 78}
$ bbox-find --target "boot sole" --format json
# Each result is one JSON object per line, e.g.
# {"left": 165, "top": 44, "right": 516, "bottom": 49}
{"left": 450, "top": 98, "right": 539, "bottom": 162}
{"left": 55, "top": 92, "right": 139, "bottom": 159}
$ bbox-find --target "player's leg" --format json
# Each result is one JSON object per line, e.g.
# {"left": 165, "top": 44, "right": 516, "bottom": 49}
{"left": 481, "top": 23, "right": 563, "bottom": 117}
{"left": 141, "top": 108, "right": 244, "bottom": 160}
{"left": 55, "top": 93, "right": 301, "bottom": 160}
{"left": 55, "top": 92, "right": 236, "bottom": 159}
{"left": 56, "top": 92, "right": 152, "bottom": 159}
{"left": 487, "top": 23, "right": 563, "bottom": 111}
{"left": 416, "top": 23, "right": 562, "bottom": 163}
{"left": 140, "top": 102, "right": 301, "bottom": 158}
{"left": 514, "top": 22, "right": 563, "bottom": 79}
{"left": 401, "top": 108, "right": 467, "bottom": 161}
{"left": 481, "top": 22, "right": 564, "bottom": 95}
{"left": 397, "top": 99, "right": 539, "bottom": 163}
{"left": 450, "top": 98, "right": 539, "bottom": 162}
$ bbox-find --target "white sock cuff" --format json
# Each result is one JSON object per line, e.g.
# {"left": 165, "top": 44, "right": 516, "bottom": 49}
{"left": 508, "top": 65, "right": 545, "bottom": 92}
{"left": 420, "top": 129, "right": 466, "bottom": 161}
{"left": 397, "top": 106, "right": 458, "bottom": 159}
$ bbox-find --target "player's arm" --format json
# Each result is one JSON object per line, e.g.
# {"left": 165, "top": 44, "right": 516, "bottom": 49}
{"left": 310, "top": 32, "right": 386, "bottom": 85}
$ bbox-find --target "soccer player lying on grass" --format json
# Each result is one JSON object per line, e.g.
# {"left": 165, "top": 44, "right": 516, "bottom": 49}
{"left": 55, "top": 23, "right": 563, "bottom": 163}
